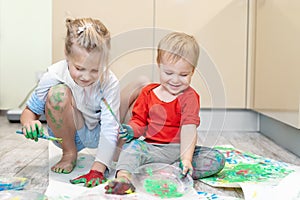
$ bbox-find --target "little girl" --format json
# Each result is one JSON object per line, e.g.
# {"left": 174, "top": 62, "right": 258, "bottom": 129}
{"left": 20, "top": 17, "right": 119, "bottom": 187}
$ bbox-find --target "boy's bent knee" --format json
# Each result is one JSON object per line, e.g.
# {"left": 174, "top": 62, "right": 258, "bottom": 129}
{"left": 191, "top": 147, "right": 225, "bottom": 179}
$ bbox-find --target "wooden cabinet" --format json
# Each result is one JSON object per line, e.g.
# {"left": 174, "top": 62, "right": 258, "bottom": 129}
{"left": 155, "top": 0, "right": 248, "bottom": 108}
{"left": 253, "top": 0, "right": 300, "bottom": 128}
{"left": 53, "top": 0, "right": 249, "bottom": 108}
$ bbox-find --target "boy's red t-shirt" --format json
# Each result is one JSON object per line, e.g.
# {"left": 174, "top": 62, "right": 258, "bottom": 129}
{"left": 128, "top": 83, "right": 200, "bottom": 144}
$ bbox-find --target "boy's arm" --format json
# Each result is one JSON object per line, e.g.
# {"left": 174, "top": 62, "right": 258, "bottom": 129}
{"left": 127, "top": 88, "right": 149, "bottom": 137}
{"left": 180, "top": 124, "right": 197, "bottom": 176}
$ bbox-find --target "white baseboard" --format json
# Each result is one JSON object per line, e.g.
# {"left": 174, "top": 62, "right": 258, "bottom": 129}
{"left": 198, "top": 109, "right": 259, "bottom": 132}
{"left": 6, "top": 109, "right": 46, "bottom": 122}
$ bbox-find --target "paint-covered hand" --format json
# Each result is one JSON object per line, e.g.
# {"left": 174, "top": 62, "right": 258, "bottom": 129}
{"left": 70, "top": 170, "right": 107, "bottom": 187}
{"left": 22, "top": 122, "right": 44, "bottom": 142}
{"left": 119, "top": 124, "right": 134, "bottom": 143}
{"left": 179, "top": 159, "right": 193, "bottom": 177}
{"left": 104, "top": 178, "right": 136, "bottom": 195}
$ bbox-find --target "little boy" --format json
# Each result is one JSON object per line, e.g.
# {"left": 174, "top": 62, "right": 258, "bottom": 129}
{"left": 105, "top": 32, "right": 225, "bottom": 195}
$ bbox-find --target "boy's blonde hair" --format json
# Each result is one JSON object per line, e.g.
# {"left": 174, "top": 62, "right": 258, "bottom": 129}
{"left": 65, "top": 17, "right": 111, "bottom": 83}
{"left": 157, "top": 32, "right": 200, "bottom": 68}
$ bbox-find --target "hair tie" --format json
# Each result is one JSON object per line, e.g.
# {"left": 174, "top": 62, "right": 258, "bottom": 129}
{"left": 77, "top": 23, "right": 93, "bottom": 34}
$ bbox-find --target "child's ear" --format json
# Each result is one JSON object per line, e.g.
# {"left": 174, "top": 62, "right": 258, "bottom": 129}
{"left": 191, "top": 67, "right": 195, "bottom": 75}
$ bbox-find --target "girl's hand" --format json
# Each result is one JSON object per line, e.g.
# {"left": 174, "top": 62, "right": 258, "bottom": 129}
{"left": 179, "top": 159, "right": 193, "bottom": 177}
{"left": 22, "top": 121, "right": 44, "bottom": 142}
{"left": 70, "top": 170, "right": 107, "bottom": 187}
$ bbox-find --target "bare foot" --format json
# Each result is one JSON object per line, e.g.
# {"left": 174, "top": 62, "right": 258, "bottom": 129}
{"left": 51, "top": 153, "right": 77, "bottom": 174}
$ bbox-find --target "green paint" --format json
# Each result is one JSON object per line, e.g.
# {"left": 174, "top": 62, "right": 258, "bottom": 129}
{"left": 51, "top": 85, "right": 65, "bottom": 103}
{"left": 209, "top": 163, "right": 294, "bottom": 183}
{"left": 49, "top": 85, "right": 66, "bottom": 112}
{"left": 139, "top": 140, "right": 148, "bottom": 152}
{"left": 77, "top": 157, "right": 85, "bottom": 168}
{"left": 146, "top": 167, "right": 153, "bottom": 176}
{"left": 54, "top": 105, "right": 61, "bottom": 111}
{"left": 143, "top": 178, "right": 183, "bottom": 198}
{"left": 47, "top": 109, "right": 56, "bottom": 124}
{"left": 201, "top": 146, "right": 295, "bottom": 185}
{"left": 47, "top": 109, "right": 62, "bottom": 129}
{"left": 107, "top": 187, "right": 112, "bottom": 193}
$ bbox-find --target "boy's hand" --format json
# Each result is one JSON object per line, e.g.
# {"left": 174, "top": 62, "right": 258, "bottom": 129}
{"left": 104, "top": 178, "right": 136, "bottom": 195}
{"left": 70, "top": 170, "right": 107, "bottom": 187}
{"left": 22, "top": 123, "right": 44, "bottom": 142}
{"left": 119, "top": 124, "right": 134, "bottom": 143}
{"left": 179, "top": 159, "right": 193, "bottom": 177}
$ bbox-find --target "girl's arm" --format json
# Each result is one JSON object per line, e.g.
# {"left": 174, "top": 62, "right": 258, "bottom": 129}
{"left": 20, "top": 106, "right": 43, "bottom": 141}
{"left": 94, "top": 72, "right": 120, "bottom": 172}
{"left": 20, "top": 106, "right": 40, "bottom": 124}
{"left": 180, "top": 124, "right": 197, "bottom": 175}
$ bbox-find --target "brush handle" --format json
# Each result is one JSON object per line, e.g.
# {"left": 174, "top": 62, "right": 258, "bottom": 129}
{"left": 16, "top": 130, "right": 62, "bottom": 142}
{"left": 102, "top": 98, "right": 125, "bottom": 132}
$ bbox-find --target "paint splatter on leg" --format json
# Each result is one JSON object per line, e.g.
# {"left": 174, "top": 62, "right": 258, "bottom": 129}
{"left": 51, "top": 153, "right": 77, "bottom": 174}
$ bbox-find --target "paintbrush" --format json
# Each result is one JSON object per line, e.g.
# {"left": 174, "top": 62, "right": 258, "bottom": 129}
{"left": 101, "top": 97, "right": 125, "bottom": 132}
{"left": 101, "top": 98, "right": 145, "bottom": 141}
{"left": 16, "top": 130, "right": 63, "bottom": 143}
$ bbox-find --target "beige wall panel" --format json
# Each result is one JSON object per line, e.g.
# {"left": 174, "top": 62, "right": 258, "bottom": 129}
{"left": 155, "top": 0, "right": 248, "bottom": 108}
{"left": 52, "top": 0, "right": 154, "bottom": 82}
{"left": 254, "top": 0, "right": 300, "bottom": 128}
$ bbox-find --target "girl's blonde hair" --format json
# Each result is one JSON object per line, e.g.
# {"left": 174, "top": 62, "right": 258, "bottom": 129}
{"left": 157, "top": 32, "right": 200, "bottom": 68}
{"left": 65, "top": 17, "right": 111, "bottom": 83}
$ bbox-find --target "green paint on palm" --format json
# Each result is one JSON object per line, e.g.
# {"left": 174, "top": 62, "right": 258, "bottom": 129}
{"left": 143, "top": 179, "right": 183, "bottom": 198}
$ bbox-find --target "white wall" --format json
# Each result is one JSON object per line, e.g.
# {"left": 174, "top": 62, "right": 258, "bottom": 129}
{"left": 0, "top": 0, "right": 52, "bottom": 109}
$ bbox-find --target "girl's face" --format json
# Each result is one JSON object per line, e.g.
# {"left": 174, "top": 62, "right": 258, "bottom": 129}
{"left": 158, "top": 56, "right": 194, "bottom": 96}
{"left": 67, "top": 45, "right": 102, "bottom": 87}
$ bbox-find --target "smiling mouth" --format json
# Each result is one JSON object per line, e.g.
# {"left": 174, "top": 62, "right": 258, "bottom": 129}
{"left": 78, "top": 80, "right": 92, "bottom": 86}
{"left": 80, "top": 80, "right": 90, "bottom": 83}
{"left": 169, "top": 84, "right": 181, "bottom": 88}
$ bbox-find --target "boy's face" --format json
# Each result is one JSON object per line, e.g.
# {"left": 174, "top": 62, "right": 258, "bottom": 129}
{"left": 158, "top": 56, "right": 194, "bottom": 96}
{"left": 67, "top": 44, "right": 101, "bottom": 87}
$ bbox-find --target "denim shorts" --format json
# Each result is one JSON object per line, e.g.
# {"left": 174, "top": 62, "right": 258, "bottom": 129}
{"left": 48, "top": 123, "right": 100, "bottom": 152}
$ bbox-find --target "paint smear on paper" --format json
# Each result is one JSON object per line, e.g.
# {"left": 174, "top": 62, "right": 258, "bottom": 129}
{"left": 0, "top": 177, "right": 29, "bottom": 191}
{"left": 200, "top": 146, "right": 296, "bottom": 188}
{"left": 144, "top": 178, "right": 183, "bottom": 198}
{"left": 197, "top": 191, "right": 242, "bottom": 200}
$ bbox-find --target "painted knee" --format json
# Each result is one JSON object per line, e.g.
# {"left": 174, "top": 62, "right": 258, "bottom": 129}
{"left": 191, "top": 147, "right": 226, "bottom": 179}
{"left": 46, "top": 84, "right": 72, "bottom": 112}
